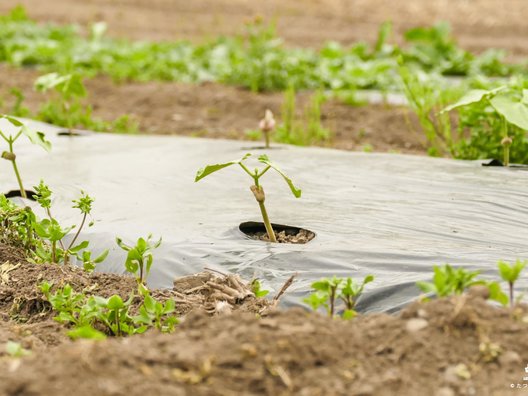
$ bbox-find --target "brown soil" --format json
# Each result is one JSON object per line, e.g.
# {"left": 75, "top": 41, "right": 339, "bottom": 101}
{"left": 0, "top": 64, "right": 425, "bottom": 155}
{"left": 1, "top": 285, "right": 528, "bottom": 395}
{"left": 249, "top": 228, "right": 316, "bottom": 244}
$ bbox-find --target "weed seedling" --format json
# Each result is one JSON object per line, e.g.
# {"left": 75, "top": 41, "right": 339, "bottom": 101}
{"left": 133, "top": 284, "right": 179, "bottom": 333}
{"left": 116, "top": 234, "right": 162, "bottom": 285}
{"left": 33, "top": 181, "right": 107, "bottom": 266}
{"left": 250, "top": 279, "right": 270, "bottom": 298}
{"left": 0, "top": 115, "right": 51, "bottom": 198}
{"left": 304, "top": 275, "right": 374, "bottom": 319}
{"left": 195, "top": 153, "right": 301, "bottom": 242}
{"left": 417, "top": 264, "right": 484, "bottom": 297}
{"left": 498, "top": 259, "right": 526, "bottom": 307}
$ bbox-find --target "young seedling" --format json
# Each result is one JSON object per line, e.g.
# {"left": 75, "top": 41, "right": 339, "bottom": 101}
{"left": 417, "top": 264, "right": 484, "bottom": 297}
{"left": 116, "top": 234, "right": 162, "bottom": 285}
{"left": 5, "top": 341, "right": 30, "bottom": 358}
{"left": 33, "top": 181, "right": 107, "bottom": 266}
{"left": 250, "top": 279, "right": 270, "bottom": 298}
{"left": 498, "top": 259, "right": 526, "bottom": 307}
{"left": 259, "top": 109, "right": 275, "bottom": 148}
{"left": 0, "top": 115, "right": 51, "bottom": 198}
{"left": 304, "top": 275, "right": 374, "bottom": 319}
{"left": 195, "top": 153, "right": 301, "bottom": 242}
{"left": 133, "top": 284, "right": 178, "bottom": 333}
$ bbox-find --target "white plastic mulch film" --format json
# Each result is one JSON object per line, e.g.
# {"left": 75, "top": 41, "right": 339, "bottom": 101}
{"left": 1, "top": 118, "right": 528, "bottom": 312}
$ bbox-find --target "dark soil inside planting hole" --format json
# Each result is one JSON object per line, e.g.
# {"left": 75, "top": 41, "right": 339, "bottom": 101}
{"left": 239, "top": 221, "right": 315, "bottom": 244}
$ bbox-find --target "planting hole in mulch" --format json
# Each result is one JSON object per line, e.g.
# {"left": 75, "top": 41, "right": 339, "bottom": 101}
{"left": 239, "top": 221, "right": 315, "bottom": 244}
{"left": 57, "top": 130, "right": 91, "bottom": 137}
{"left": 4, "top": 189, "right": 36, "bottom": 200}
{"left": 482, "top": 159, "right": 528, "bottom": 170}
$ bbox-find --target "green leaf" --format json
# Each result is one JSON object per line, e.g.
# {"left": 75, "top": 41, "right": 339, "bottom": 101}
{"left": 195, "top": 153, "right": 251, "bottom": 182}
{"left": 341, "top": 309, "right": 357, "bottom": 320}
{"left": 107, "top": 295, "right": 124, "bottom": 310}
{"left": 487, "top": 281, "right": 509, "bottom": 306}
{"left": 490, "top": 95, "right": 528, "bottom": 130}
{"left": 441, "top": 88, "right": 504, "bottom": 113}
{"left": 0, "top": 114, "right": 23, "bottom": 127}
{"left": 257, "top": 155, "right": 301, "bottom": 198}
{"left": 21, "top": 125, "right": 52, "bottom": 152}
{"left": 67, "top": 326, "right": 107, "bottom": 340}
{"left": 69, "top": 240, "right": 89, "bottom": 253}
{"left": 94, "top": 249, "right": 109, "bottom": 264}
{"left": 5, "top": 341, "right": 30, "bottom": 357}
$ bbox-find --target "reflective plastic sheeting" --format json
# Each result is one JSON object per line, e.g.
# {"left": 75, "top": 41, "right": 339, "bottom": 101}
{"left": 1, "top": 118, "right": 527, "bottom": 312}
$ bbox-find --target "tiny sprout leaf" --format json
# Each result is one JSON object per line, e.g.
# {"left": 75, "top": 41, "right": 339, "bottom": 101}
{"left": 195, "top": 153, "right": 251, "bottom": 182}
{"left": 257, "top": 155, "right": 301, "bottom": 198}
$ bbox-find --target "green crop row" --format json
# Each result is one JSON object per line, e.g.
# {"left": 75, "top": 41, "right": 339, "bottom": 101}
{"left": 0, "top": 7, "right": 526, "bottom": 93}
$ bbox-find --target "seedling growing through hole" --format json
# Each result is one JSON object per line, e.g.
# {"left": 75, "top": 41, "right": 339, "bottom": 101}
{"left": 304, "top": 275, "right": 374, "bottom": 319}
{"left": 195, "top": 153, "right": 301, "bottom": 242}
{"left": 0, "top": 115, "right": 51, "bottom": 198}
{"left": 259, "top": 109, "right": 275, "bottom": 148}
{"left": 116, "top": 234, "right": 162, "bottom": 285}
{"left": 498, "top": 259, "right": 526, "bottom": 307}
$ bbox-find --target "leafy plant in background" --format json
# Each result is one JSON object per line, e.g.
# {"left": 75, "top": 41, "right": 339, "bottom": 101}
{"left": 34, "top": 72, "right": 138, "bottom": 134}
{"left": 498, "top": 259, "right": 526, "bottom": 307}
{"left": 33, "top": 181, "right": 108, "bottom": 266}
{"left": 35, "top": 72, "right": 88, "bottom": 134}
{"left": 1, "top": 7, "right": 523, "bottom": 96}
{"left": 0, "top": 115, "right": 51, "bottom": 198}
{"left": 116, "top": 234, "right": 162, "bottom": 285}
{"left": 304, "top": 275, "right": 374, "bottom": 319}
{"left": 275, "top": 86, "right": 331, "bottom": 146}
{"left": 441, "top": 83, "right": 528, "bottom": 166}
{"left": 8, "top": 88, "right": 30, "bottom": 117}
{"left": 398, "top": 62, "right": 462, "bottom": 157}
{"left": 195, "top": 153, "right": 301, "bottom": 242}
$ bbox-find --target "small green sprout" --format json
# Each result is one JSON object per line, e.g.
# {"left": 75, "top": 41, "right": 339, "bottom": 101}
{"left": 0, "top": 115, "right": 51, "bottom": 198}
{"left": 133, "top": 284, "right": 178, "bottom": 333}
{"left": 116, "top": 234, "right": 162, "bottom": 285}
{"left": 259, "top": 109, "right": 276, "bottom": 148}
{"left": 5, "top": 341, "right": 30, "bottom": 358}
{"left": 498, "top": 259, "right": 526, "bottom": 307}
{"left": 304, "top": 275, "right": 374, "bottom": 319}
{"left": 195, "top": 153, "right": 301, "bottom": 242}
{"left": 417, "top": 264, "right": 484, "bottom": 297}
{"left": 250, "top": 279, "right": 270, "bottom": 298}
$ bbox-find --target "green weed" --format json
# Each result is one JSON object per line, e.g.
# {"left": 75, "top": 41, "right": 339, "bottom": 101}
{"left": 304, "top": 275, "right": 374, "bottom": 319}
{"left": 116, "top": 234, "right": 162, "bottom": 285}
